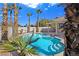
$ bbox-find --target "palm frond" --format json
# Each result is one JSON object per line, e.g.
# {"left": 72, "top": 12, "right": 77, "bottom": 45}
{"left": 26, "top": 48, "right": 38, "bottom": 55}
{"left": 0, "top": 50, "right": 11, "bottom": 54}
{"left": 0, "top": 43, "right": 17, "bottom": 51}
{"left": 0, "top": 33, "right": 37, "bottom": 56}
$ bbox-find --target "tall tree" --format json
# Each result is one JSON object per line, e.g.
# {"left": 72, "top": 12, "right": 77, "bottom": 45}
{"left": 1, "top": 3, "right": 8, "bottom": 41}
{"left": 8, "top": 4, "right": 22, "bottom": 37}
{"left": 64, "top": 4, "right": 79, "bottom": 56}
{"left": 39, "top": 19, "right": 49, "bottom": 27}
{"left": 36, "top": 9, "right": 42, "bottom": 32}
{"left": 9, "top": 10, "right": 12, "bottom": 26}
{"left": 14, "top": 3, "right": 18, "bottom": 37}
{"left": 27, "top": 12, "right": 32, "bottom": 33}
{"left": 8, "top": 4, "right": 14, "bottom": 27}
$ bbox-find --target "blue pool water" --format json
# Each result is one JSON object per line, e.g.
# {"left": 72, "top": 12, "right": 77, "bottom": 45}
{"left": 23, "top": 33, "right": 64, "bottom": 56}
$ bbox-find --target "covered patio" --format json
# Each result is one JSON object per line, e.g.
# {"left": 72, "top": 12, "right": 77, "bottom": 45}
{"left": 46, "top": 17, "right": 67, "bottom": 34}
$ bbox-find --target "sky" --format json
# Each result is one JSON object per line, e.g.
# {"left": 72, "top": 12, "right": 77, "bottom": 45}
{"left": 0, "top": 3, "right": 65, "bottom": 26}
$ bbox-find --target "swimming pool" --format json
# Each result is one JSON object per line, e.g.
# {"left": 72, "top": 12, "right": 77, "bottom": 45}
{"left": 22, "top": 33, "right": 64, "bottom": 56}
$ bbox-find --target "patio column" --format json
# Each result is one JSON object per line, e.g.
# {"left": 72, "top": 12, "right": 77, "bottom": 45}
{"left": 55, "top": 23, "right": 58, "bottom": 34}
{"left": 47, "top": 23, "right": 49, "bottom": 34}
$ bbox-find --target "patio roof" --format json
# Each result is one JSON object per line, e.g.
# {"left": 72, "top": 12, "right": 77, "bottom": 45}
{"left": 47, "top": 17, "right": 67, "bottom": 25}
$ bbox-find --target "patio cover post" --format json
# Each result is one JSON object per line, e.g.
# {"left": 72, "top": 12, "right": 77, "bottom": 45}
{"left": 55, "top": 23, "right": 58, "bottom": 34}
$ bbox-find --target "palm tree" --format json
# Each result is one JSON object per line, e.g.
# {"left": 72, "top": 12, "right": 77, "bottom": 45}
{"left": 27, "top": 12, "right": 32, "bottom": 33}
{"left": 7, "top": 4, "right": 22, "bottom": 37}
{"left": 9, "top": 10, "right": 12, "bottom": 26}
{"left": 8, "top": 4, "right": 14, "bottom": 27}
{"left": 13, "top": 3, "right": 22, "bottom": 37}
{"left": 36, "top": 9, "right": 42, "bottom": 32}
{"left": 64, "top": 4, "right": 79, "bottom": 56}
{"left": 1, "top": 3, "right": 8, "bottom": 42}
{"left": 13, "top": 3, "right": 18, "bottom": 37}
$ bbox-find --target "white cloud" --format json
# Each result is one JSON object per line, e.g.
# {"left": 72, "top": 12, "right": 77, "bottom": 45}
{"left": 22, "top": 3, "right": 41, "bottom": 8}
{"left": 49, "top": 3, "right": 56, "bottom": 6}
{"left": 22, "top": 3, "right": 55, "bottom": 8}
{"left": 48, "top": 5, "right": 50, "bottom": 8}
{"left": 45, "top": 8, "right": 48, "bottom": 10}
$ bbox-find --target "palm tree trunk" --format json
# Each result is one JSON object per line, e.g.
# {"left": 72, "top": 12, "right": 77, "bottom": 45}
{"left": 36, "top": 14, "right": 39, "bottom": 33}
{"left": 1, "top": 3, "right": 8, "bottom": 41}
{"left": 27, "top": 16, "right": 30, "bottom": 33}
{"left": 14, "top": 3, "right": 18, "bottom": 37}
{"left": 10, "top": 11, "right": 12, "bottom": 26}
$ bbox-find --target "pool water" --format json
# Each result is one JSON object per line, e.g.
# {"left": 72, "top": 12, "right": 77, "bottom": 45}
{"left": 23, "top": 33, "right": 64, "bottom": 56}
